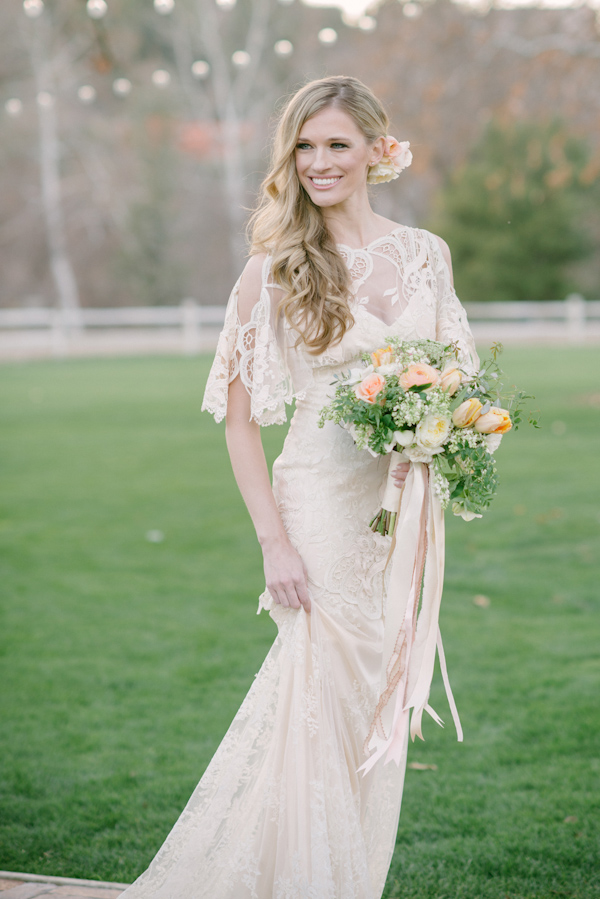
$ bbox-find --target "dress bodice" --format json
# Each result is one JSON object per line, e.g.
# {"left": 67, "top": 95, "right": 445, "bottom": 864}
{"left": 201, "top": 226, "right": 479, "bottom": 426}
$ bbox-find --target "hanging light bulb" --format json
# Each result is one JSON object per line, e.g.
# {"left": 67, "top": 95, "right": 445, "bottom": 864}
{"left": 23, "top": 0, "right": 44, "bottom": 18}
{"left": 86, "top": 0, "right": 108, "bottom": 19}
{"left": 37, "top": 91, "right": 55, "bottom": 108}
{"left": 154, "top": 0, "right": 175, "bottom": 12}
{"left": 215, "top": 0, "right": 236, "bottom": 8}
{"left": 112, "top": 77, "right": 132, "bottom": 96}
{"left": 274, "top": 40, "right": 293, "bottom": 57}
{"left": 78, "top": 85, "right": 97, "bottom": 103}
{"left": 231, "top": 50, "right": 250, "bottom": 67}
{"left": 318, "top": 28, "right": 338, "bottom": 44}
{"left": 191, "top": 60, "right": 210, "bottom": 79}
{"left": 5, "top": 99, "right": 23, "bottom": 117}
{"left": 358, "top": 15, "right": 377, "bottom": 30}
{"left": 152, "top": 69, "right": 171, "bottom": 87}
{"left": 402, "top": 2, "right": 422, "bottom": 17}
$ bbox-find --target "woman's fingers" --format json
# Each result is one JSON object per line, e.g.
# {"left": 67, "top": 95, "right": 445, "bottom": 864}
{"left": 263, "top": 539, "right": 311, "bottom": 613}
{"left": 392, "top": 462, "right": 410, "bottom": 487}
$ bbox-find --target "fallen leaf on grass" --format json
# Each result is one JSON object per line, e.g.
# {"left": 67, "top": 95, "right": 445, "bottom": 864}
{"left": 473, "top": 594, "right": 491, "bottom": 608}
{"left": 564, "top": 815, "right": 578, "bottom": 824}
{"left": 408, "top": 762, "right": 438, "bottom": 771}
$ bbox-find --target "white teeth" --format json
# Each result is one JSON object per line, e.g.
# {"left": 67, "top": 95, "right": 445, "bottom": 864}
{"left": 311, "top": 177, "right": 340, "bottom": 185}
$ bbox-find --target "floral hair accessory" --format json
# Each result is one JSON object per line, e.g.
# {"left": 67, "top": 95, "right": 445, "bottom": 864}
{"left": 367, "top": 136, "right": 412, "bottom": 184}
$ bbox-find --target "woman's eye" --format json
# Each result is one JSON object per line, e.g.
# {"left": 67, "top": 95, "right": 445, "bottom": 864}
{"left": 332, "top": 142, "right": 348, "bottom": 149}
{"left": 296, "top": 142, "right": 311, "bottom": 150}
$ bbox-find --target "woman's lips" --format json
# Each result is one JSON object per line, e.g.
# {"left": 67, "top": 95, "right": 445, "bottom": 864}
{"left": 308, "top": 176, "right": 342, "bottom": 190}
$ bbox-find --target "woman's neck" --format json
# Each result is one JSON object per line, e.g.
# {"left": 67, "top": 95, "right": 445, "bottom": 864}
{"left": 321, "top": 199, "right": 393, "bottom": 250}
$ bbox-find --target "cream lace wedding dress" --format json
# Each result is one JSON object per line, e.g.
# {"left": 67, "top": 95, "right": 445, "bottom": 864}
{"left": 120, "top": 226, "right": 478, "bottom": 899}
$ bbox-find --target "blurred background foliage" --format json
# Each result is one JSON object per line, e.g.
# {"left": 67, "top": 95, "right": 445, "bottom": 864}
{"left": 1, "top": 0, "right": 600, "bottom": 310}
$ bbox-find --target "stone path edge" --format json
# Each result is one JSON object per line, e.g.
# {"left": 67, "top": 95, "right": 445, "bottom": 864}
{"left": 0, "top": 874, "right": 129, "bottom": 891}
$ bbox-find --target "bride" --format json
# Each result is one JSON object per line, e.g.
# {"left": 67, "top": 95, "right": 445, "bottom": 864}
{"left": 120, "top": 75, "right": 479, "bottom": 899}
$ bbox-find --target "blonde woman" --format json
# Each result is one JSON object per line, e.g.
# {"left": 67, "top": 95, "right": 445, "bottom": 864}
{"left": 121, "top": 75, "right": 479, "bottom": 899}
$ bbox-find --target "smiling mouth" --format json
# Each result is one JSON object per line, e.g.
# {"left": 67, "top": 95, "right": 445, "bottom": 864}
{"left": 309, "top": 176, "right": 342, "bottom": 188}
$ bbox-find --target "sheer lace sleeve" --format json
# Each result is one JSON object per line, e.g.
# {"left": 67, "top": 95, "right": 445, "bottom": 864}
{"left": 201, "top": 256, "right": 295, "bottom": 426}
{"left": 427, "top": 232, "right": 480, "bottom": 376}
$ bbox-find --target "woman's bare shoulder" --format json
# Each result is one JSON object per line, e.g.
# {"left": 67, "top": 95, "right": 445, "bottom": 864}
{"left": 238, "top": 253, "right": 269, "bottom": 321}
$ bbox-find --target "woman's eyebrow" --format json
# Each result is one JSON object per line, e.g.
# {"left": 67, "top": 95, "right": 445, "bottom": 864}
{"left": 296, "top": 135, "right": 353, "bottom": 143}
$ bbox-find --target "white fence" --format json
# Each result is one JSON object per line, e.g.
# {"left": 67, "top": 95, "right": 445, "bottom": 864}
{"left": 0, "top": 294, "right": 599, "bottom": 360}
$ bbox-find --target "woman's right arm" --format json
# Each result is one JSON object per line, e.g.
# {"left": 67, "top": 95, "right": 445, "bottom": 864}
{"left": 224, "top": 257, "right": 311, "bottom": 613}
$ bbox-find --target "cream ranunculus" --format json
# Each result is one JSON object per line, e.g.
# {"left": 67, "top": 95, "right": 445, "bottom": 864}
{"left": 439, "top": 365, "right": 462, "bottom": 395}
{"left": 415, "top": 412, "right": 451, "bottom": 449}
{"left": 452, "top": 398, "right": 483, "bottom": 428}
{"left": 474, "top": 407, "right": 512, "bottom": 434}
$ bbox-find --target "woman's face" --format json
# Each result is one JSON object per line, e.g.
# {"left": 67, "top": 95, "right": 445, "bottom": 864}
{"left": 294, "top": 106, "right": 383, "bottom": 208}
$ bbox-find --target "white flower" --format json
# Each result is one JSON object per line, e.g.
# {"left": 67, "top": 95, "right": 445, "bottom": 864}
{"left": 484, "top": 433, "right": 503, "bottom": 454}
{"left": 394, "top": 429, "right": 415, "bottom": 446}
{"left": 376, "top": 363, "right": 401, "bottom": 376}
{"left": 404, "top": 444, "right": 443, "bottom": 464}
{"left": 415, "top": 412, "right": 451, "bottom": 450}
{"left": 345, "top": 365, "right": 373, "bottom": 386}
{"left": 452, "top": 501, "right": 482, "bottom": 521}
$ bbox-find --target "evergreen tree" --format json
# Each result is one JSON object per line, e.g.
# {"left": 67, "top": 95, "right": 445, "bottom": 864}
{"left": 430, "top": 120, "right": 597, "bottom": 302}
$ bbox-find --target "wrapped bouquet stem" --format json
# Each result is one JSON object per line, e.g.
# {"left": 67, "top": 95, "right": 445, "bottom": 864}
{"left": 370, "top": 449, "right": 408, "bottom": 536}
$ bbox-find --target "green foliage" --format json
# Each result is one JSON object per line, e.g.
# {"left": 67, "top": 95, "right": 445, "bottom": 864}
{"left": 0, "top": 351, "right": 599, "bottom": 897}
{"left": 430, "top": 119, "right": 598, "bottom": 302}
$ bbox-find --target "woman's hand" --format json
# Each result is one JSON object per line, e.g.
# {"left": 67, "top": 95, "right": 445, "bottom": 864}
{"left": 261, "top": 535, "right": 311, "bottom": 614}
{"left": 391, "top": 461, "right": 410, "bottom": 489}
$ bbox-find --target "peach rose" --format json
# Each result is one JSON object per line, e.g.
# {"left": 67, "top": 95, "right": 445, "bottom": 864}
{"left": 354, "top": 372, "right": 386, "bottom": 404}
{"left": 399, "top": 363, "right": 440, "bottom": 391}
{"left": 439, "top": 365, "right": 462, "bottom": 395}
{"left": 474, "top": 407, "right": 512, "bottom": 434}
{"left": 370, "top": 345, "right": 394, "bottom": 367}
{"left": 452, "top": 398, "right": 483, "bottom": 428}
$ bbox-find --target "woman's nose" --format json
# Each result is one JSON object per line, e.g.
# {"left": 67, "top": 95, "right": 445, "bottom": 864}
{"left": 312, "top": 147, "right": 331, "bottom": 172}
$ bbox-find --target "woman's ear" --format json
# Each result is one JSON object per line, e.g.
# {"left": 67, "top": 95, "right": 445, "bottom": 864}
{"left": 368, "top": 135, "right": 386, "bottom": 167}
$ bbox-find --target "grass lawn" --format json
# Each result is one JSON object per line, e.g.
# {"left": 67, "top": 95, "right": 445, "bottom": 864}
{"left": 0, "top": 346, "right": 598, "bottom": 898}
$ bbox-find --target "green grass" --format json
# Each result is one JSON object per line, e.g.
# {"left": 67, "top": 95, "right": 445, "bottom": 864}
{"left": 0, "top": 347, "right": 598, "bottom": 898}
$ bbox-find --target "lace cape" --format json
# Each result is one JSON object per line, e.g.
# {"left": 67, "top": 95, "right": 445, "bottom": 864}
{"left": 201, "top": 229, "right": 479, "bottom": 425}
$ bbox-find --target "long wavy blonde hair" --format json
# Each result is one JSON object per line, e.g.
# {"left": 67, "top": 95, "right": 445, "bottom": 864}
{"left": 248, "top": 76, "right": 390, "bottom": 354}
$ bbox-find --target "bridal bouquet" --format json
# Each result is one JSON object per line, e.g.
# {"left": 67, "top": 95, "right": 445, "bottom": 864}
{"left": 319, "top": 338, "right": 524, "bottom": 535}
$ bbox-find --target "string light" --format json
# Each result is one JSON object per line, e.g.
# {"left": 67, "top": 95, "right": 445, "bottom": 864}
{"left": 36, "top": 91, "right": 55, "bottom": 108}
{"left": 231, "top": 50, "right": 250, "bottom": 67}
{"left": 152, "top": 69, "right": 171, "bottom": 87}
{"left": 191, "top": 60, "right": 210, "bottom": 79}
{"left": 78, "top": 85, "right": 97, "bottom": 103}
{"left": 112, "top": 77, "right": 132, "bottom": 96}
{"left": 5, "top": 99, "right": 23, "bottom": 116}
{"left": 358, "top": 15, "right": 377, "bottom": 30}
{"left": 402, "top": 3, "right": 422, "bottom": 17}
{"left": 86, "top": 0, "right": 108, "bottom": 19}
{"left": 154, "top": 0, "right": 175, "bottom": 12}
{"left": 274, "top": 39, "right": 293, "bottom": 57}
{"left": 318, "top": 28, "right": 338, "bottom": 44}
{"left": 23, "top": 0, "right": 44, "bottom": 18}
{"left": 215, "top": 0, "right": 236, "bottom": 8}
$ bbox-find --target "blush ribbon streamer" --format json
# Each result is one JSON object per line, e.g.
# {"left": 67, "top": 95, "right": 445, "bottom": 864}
{"left": 359, "top": 461, "right": 463, "bottom": 775}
